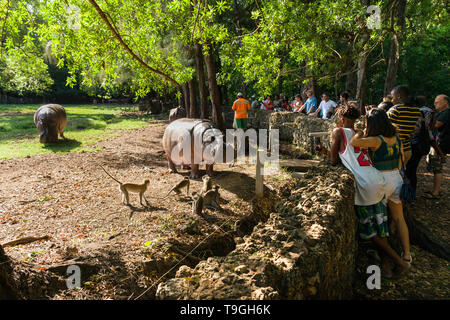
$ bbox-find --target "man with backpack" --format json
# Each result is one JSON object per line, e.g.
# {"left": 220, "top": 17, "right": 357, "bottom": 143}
{"left": 423, "top": 94, "right": 449, "bottom": 199}
{"left": 405, "top": 96, "right": 441, "bottom": 195}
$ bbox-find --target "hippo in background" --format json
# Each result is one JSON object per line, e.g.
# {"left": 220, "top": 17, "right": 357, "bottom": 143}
{"left": 162, "top": 118, "right": 229, "bottom": 178}
{"left": 34, "top": 104, "right": 67, "bottom": 143}
{"left": 169, "top": 106, "right": 187, "bottom": 123}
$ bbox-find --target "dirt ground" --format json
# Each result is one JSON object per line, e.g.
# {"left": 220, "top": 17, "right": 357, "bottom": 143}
{"left": 0, "top": 119, "right": 257, "bottom": 299}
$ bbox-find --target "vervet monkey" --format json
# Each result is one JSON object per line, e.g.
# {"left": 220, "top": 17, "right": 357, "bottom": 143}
{"left": 100, "top": 165, "right": 149, "bottom": 206}
{"left": 200, "top": 175, "right": 213, "bottom": 195}
{"left": 202, "top": 188, "right": 220, "bottom": 211}
{"left": 191, "top": 192, "right": 204, "bottom": 215}
{"left": 213, "top": 185, "right": 220, "bottom": 203}
{"left": 162, "top": 177, "right": 190, "bottom": 198}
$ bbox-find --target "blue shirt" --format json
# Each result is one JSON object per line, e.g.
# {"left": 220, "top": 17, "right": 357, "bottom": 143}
{"left": 305, "top": 97, "right": 318, "bottom": 113}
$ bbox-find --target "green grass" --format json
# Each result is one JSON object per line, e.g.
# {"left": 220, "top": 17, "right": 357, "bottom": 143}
{"left": 0, "top": 104, "right": 155, "bottom": 159}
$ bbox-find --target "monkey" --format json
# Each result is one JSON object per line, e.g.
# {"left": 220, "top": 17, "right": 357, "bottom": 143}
{"left": 200, "top": 175, "right": 213, "bottom": 195}
{"left": 191, "top": 191, "right": 204, "bottom": 215}
{"left": 100, "top": 165, "right": 150, "bottom": 206}
{"left": 160, "top": 176, "right": 190, "bottom": 199}
{"left": 212, "top": 185, "right": 220, "bottom": 204}
{"left": 202, "top": 188, "right": 221, "bottom": 211}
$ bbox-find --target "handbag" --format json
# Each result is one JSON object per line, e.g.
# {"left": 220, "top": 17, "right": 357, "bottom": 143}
{"left": 399, "top": 152, "right": 416, "bottom": 202}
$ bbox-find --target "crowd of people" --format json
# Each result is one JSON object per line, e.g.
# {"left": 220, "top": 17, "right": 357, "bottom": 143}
{"left": 231, "top": 85, "right": 449, "bottom": 279}
{"left": 250, "top": 90, "right": 354, "bottom": 120}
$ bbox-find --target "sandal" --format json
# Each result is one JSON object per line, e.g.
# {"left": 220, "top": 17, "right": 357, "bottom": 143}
{"left": 422, "top": 191, "right": 440, "bottom": 200}
{"left": 401, "top": 252, "right": 412, "bottom": 266}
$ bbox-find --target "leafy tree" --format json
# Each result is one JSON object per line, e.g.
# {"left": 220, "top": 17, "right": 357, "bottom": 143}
{"left": 0, "top": 0, "right": 53, "bottom": 96}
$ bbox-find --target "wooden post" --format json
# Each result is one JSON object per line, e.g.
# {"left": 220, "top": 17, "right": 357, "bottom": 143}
{"left": 255, "top": 149, "right": 264, "bottom": 197}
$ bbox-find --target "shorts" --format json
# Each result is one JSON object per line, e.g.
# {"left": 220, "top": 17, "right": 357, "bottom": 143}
{"left": 381, "top": 170, "right": 403, "bottom": 204}
{"left": 355, "top": 201, "right": 389, "bottom": 240}
{"left": 426, "top": 148, "right": 443, "bottom": 174}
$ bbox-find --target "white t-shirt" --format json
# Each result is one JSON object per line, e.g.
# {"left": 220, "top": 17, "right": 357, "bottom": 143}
{"left": 338, "top": 127, "right": 386, "bottom": 206}
{"left": 319, "top": 100, "right": 337, "bottom": 119}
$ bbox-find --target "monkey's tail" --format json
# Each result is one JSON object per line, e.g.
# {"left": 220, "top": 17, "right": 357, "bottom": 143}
{"left": 154, "top": 189, "right": 173, "bottom": 200}
{"left": 100, "top": 165, "right": 122, "bottom": 185}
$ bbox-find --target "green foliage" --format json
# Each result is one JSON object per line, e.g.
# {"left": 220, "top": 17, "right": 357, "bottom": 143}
{"left": 0, "top": 0, "right": 54, "bottom": 95}
{"left": 0, "top": 46, "right": 53, "bottom": 95}
{"left": 0, "top": 0, "right": 447, "bottom": 105}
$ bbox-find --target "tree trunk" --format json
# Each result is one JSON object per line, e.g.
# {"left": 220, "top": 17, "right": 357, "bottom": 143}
{"left": 303, "top": 64, "right": 318, "bottom": 100}
{"left": 222, "top": 85, "right": 229, "bottom": 106}
{"left": 194, "top": 44, "right": 209, "bottom": 119}
{"left": 344, "top": 53, "right": 357, "bottom": 97}
{"left": 203, "top": 47, "right": 225, "bottom": 131}
{"left": 182, "top": 83, "right": 190, "bottom": 117}
{"left": 356, "top": 0, "right": 372, "bottom": 113}
{"left": 188, "top": 79, "right": 198, "bottom": 118}
{"left": 356, "top": 49, "right": 369, "bottom": 114}
{"left": 384, "top": 0, "right": 407, "bottom": 95}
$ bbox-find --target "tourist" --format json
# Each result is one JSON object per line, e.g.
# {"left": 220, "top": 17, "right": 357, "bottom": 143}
{"left": 378, "top": 101, "right": 394, "bottom": 112}
{"left": 330, "top": 105, "right": 410, "bottom": 277}
{"left": 383, "top": 95, "right": 393, "bottom": 103}
{"left": 350, "top": 108, "right": 412, "bottom": 269}
{"left": 423, "top": 94, "right": 449, "bottom": 199}
{"left": 262, "top": 95, "right": 274, "bottom": 110}
{"left": 251, "top": 96, "right": 259, "bottom": 109}
{"left": 387, "top": 85, "right": 421, "bottom": 164}
{"left": 232, "top": 92, "right": 251, "bottom": 129}
{"left": 405, "top": 96, "right": 441, "bottom": 195}
{"left": 339, "top": 91, "right": 350, "bottom": 106}
{"left": 311, "top": 93, "right": 337, "bottom": 120}
{"left": 291, "top": 94, "right": 303, "bottom": 112}
{"left": 273, "top": 95, "right": 281, "bottom": 108}
{"left": 300, "top": 90, "right": 318, "bottom": 115}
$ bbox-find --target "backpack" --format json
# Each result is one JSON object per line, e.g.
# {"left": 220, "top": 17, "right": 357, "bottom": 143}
{"left": 411, "top": 109, "right": 433, "bottom": 156}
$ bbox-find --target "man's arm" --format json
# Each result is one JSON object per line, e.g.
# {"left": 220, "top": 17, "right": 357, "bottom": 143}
{"left": 330, "top": 128, "right": 343, "bottom": 165}
{"left": 311, "top": 101, "right": 322, "bottom": 116}
{"left": 433, "top": 120, "right": 445, "bottom": 129}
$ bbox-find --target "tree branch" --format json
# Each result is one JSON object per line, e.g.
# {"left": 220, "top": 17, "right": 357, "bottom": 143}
{"left": 87, "top": 0, "right": 179, "bottom": 87}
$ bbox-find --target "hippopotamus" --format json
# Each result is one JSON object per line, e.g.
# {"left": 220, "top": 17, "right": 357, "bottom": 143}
{"left": 34, "top": 104, "right": 67, "bottom": 143}
{"left": 169, "top": 106, "right": 187, "bottom": 123}
{"left": 162, "top": 118, "right": 227, "bottom": 178}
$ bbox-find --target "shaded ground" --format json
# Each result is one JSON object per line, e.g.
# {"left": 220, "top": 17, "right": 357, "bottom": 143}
{"left": 0, "top": 119, "right": 257, "bottom": 299}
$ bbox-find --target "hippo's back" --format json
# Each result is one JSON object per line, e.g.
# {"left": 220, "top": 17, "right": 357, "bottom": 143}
{"left": 34, "top": 104, "right": 66, "bottom": 123}
{"left": 162, "top": 118, "right": 216, "bottom": 153}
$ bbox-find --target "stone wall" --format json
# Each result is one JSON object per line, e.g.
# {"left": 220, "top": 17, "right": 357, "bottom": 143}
{"left": 156, "top": 166, "right": 358, "bottom": 300}
{"left": 291, "top": 116, "right": 336, "bottom": 150}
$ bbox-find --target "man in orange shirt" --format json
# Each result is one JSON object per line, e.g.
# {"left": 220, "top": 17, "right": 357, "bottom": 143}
{"left": 232, "top": 92, "right": 251, "bottom": 129}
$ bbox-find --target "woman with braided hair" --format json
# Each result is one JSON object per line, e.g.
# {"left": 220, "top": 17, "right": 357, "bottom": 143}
{"left": 331, "top": 105, "right": 410, "bottom": 278}
{"left": 350, "top": 108, "right": 412, "bottom": 275}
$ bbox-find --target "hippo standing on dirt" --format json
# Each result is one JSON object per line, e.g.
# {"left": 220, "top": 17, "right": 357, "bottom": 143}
{"left": 162, "top": 118, "right": 226, "bottom": 178}
{"left": 34, "top": 104, "right": 67, "bottom": 143}
{"left": 169, "top": 106, "right": 187, "bottom": 123}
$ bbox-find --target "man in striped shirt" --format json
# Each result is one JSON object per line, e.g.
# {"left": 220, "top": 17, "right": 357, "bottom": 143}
{"left": 387, "top": 85, "right": 421, "bottom": 164}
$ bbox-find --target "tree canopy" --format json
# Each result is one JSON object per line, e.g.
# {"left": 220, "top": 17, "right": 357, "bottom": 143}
{"left": 0, "top": 0, "right": 448, "bottom": 113}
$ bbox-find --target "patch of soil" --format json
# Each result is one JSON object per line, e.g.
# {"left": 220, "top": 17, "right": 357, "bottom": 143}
{"left": 354, "top": 243, "right": 449, "bottom": 299}
{"left": 0, "top": 119, "right": 261, "bottom": 299}
{"left": 404, "top": 157, "right": 450, "bottom": 260}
